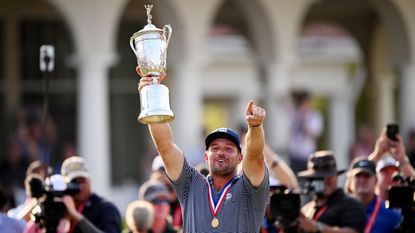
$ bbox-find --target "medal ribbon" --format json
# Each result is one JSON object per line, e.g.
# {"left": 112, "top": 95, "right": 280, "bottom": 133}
{"left": 206, "top": 176, "right": 234, "bottom": 219}
{"left": 364, "top": 196, "right": 382, "bottom": 233}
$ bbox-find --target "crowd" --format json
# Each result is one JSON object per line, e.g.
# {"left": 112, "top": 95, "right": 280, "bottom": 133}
{"left": 1, "top": 70, "right": 415, "bottom": 233}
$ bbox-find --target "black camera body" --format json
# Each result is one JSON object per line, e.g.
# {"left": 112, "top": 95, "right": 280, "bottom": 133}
{"left": 28, "top": 175, "right": 80, "bottom": 233}
{"left": 387, "top": 176, "right": 415, "bottom": 233}
{"left": 269, "top": 186, "right": 301, "bottom": 233}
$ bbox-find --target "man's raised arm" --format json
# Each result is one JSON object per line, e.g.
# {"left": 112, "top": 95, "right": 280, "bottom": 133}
{"left": 242, "top": 100, "right": 266, "bottom": 187}
{"left": 138, "top": 74, "right": 184, "bottom": 181}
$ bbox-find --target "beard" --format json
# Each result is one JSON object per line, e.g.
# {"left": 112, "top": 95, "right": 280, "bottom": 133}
{"left": 210, "top": 164, "right": 236, "bottom": 177}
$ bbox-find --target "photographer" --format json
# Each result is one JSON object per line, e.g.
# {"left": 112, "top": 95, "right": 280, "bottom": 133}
{"left": 297, "top": 151, "right": 366, "bottom": 233}
{"left": 59, "top": 156, "right": 121, "bottom": 233}
{"left": 347, "top": 158, "right": 402, "bottom": 233}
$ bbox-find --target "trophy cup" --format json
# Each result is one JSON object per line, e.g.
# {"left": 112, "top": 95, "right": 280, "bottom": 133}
{"left": 130, "top": 5, "right": 174, "bottom": 124}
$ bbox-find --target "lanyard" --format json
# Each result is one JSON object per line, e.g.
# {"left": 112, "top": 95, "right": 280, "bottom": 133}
{"left": 313, "top": 205, "right": 328, "bottom": 221}
{"left": 364, "top": 196, "right": 382, "bottom": 233}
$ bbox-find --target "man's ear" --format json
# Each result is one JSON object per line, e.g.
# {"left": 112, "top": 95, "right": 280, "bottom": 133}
{"left": 238, "top": 153, "right": 243, "bottom": 163}
{"left": 204, "top": 151, "right": 208, "bottom": 161}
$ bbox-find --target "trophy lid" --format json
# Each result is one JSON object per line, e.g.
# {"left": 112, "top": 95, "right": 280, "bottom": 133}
{"left": 136, "top": 5, "right": 164, "bottom": 36}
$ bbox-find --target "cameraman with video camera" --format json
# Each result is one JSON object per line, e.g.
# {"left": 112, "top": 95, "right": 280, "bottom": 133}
{"left": 297, "top": 151, "right": 366, "bottom": 233}
{"left": 58, "top": 156, "right": 121, "bottom": 233}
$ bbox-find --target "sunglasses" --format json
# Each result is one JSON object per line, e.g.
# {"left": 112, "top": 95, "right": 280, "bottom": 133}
{"left": 151, "top": 198, "right": 170, "bottom": 205}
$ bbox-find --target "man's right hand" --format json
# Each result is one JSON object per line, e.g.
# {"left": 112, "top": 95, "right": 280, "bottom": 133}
{"left": 55, "top": 195, "right": 83, "bottom": 222}
{"left": 136, "top": 66, "right": 166, "bottom": 91}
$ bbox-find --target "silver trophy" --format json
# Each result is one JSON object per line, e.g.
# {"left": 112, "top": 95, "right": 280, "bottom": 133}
{"left": 130, "top": 5, "right": 174, "bottom": 124}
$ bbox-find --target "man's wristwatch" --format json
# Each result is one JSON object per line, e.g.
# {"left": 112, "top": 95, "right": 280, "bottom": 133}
{"left": 315, "top": 221, "right": 324, "bottom": 233}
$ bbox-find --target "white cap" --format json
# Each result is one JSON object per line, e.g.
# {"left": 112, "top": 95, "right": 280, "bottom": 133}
{"left": 376, "top": 156, "right": 399, "bottom": 172}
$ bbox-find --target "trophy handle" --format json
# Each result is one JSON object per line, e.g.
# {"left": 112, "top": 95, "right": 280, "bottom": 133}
{"left": 163, "top": 25, "right": 172, "bottom": 48}
{"left": 129, "top": 32, "right": 139, "bottom": 56}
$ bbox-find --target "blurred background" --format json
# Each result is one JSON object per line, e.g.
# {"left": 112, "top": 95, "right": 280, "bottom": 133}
{"left": 1, "top": 0, "right": 415, "bottom": 212}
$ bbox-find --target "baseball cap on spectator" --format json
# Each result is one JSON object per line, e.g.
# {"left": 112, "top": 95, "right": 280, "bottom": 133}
{"left": 298, "top": 150, "right": 346, "bottom": 179}
{"left": 376, "top": 156, "right": 399, "bottom": 173}
{"left": 61, "top": 156, "right": 90, "bottom": 182}
{"left": 138, "top": 180, "right": 170, "bottom": 203}
{"left": 349, "top": 159, "right": 376, "bottom": 176}
{"left": 151, "top": 155, "right": 165, "bottom": 172}
{"left": 205, "top": 128, "right": 242, "bottom": 152}
{"left": 26, "top": 160, "right": 51, "bottom": 178}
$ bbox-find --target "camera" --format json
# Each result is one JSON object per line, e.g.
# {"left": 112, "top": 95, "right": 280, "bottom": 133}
{"left": 28, "top": 174, "right": 80, "bottom": 233}
{"left": 386, "top": 123, "right": 399, "bottom": 141}
{"left": 269, "top": 186, "right": 301, "bottom": 233}
{"left": 386, "top": 174, "right": 415, "bottom": 233}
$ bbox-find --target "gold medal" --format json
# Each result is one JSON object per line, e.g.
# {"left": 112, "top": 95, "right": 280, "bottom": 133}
{"left": 211, "top": 217, "right": 219, "bottom": 228}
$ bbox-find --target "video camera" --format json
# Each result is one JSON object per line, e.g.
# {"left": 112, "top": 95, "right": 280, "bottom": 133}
{"left": 386, "top": 174, "right": 415, "bottom": 233}
{"left": 269, "top": 185, "right": 301, "bottom": 233}
{"left": 268, "top": 179, "right": 327, "bottom": 233}
{"left": 28, "top": 174, "right": 80, "bottom": 233}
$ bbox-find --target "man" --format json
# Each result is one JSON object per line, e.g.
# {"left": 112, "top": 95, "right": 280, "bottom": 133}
{"left": 298, "top": 151, "right": 366, "bottom": 233}
{"left": 375, "top": 156, "right": 401, "bottom": 201}
{"left": 348, "top": 158, "right": 402, "bottom": 233}
{"left": 368, "top": 127, "right": 415, "bottom": 200}
{"left": 138, "top": 180, "right": 176, "bottom": 233}
{"left": 289, "top": 90, "right": 324, "bottom": 174}
{"left": 59, "top": 156, "right": 121, "bottom": 233}
{"left": 137, "top": 74, "right": 269, "bottom": 232}
{"left": 0, "top": 188, "right": 25, "bottom": 233}
{"left": 125, "top": 200, "right": 154, "bottom": 233}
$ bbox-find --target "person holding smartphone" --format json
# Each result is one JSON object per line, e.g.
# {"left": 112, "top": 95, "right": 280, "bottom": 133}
{"left": 368, "top": 124, "right": 415, "bottom": 200}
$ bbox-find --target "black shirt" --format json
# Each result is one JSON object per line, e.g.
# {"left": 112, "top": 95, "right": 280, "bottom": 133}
{"left": 302, "top": 188, "right": 366, "bottom": 233}
{"left": 73, "top": 193, "right": 122, "bottom": 233}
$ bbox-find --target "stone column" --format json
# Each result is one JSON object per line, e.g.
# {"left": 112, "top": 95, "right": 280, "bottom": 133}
{"left": 264, "top": 58, "right": 294, "bottom": 155}
{"left": 75, "top": 53, "right": 116, "bottom": 195}
{"left": 328, "top": 95, "right": 353, "bottom": 172}
{"left": 170, "top": 57, "right": 203, "bottom": 154}
{"left": 400, "top": 64, "right": 415, "bottom": 136}
{"left": 377, "top": 72, "right": 396, "bottom": 126}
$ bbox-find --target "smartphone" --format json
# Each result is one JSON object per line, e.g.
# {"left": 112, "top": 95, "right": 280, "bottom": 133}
{"left": 386, "top": 123, "right": 399, "bottom": 141}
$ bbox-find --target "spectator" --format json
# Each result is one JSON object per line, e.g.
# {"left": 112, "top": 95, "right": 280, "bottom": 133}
{"left": 406, "top": 128, "right": 415, "bottom": 168}
{"left": 297, "top": 151, "right": 366, "bottom": 233}
{"left": 139, "top": 180, "right": 176, "bottom": 233}
{"left": 368, "top": 126, "right": 415, "bottom": 200}
{"left": 348, "top": 158, "right": 402, "bottom": 233}
{"left": 0, "top": 188, "right": 25, "bottom": 233}
{"left": 8, "top": 160, "right": 50, "bottom": 221}
{"left": 124, "top": 200, "right": 154, "bottom": 233}
{"left": 289, "top": 90, "right": 324, "bottom": 174}
{"left": 149, "top": 156, "right": 182, "bottom": 230}
{"left": 59, "top": 156, "right": 121, "bottom": 233}
{"left": 349, "top": 123, "right": 375, "bottom": 162}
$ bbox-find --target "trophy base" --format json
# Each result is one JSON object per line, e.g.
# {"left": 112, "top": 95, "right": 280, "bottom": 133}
{"left": 138, "top": 111, "right": 175, "bottom": 124}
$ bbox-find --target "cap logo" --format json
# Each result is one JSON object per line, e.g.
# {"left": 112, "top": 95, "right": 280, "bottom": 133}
{"left": 218, "top": 128, "right": 228, "bottom": 132}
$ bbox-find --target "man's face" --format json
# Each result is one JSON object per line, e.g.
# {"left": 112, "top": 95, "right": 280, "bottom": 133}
{"left": 150, "top": 195, "right": 170, "bottom": 220}
{"left": 71, "top": 177, "right": 91, "bottom": 203}
{"left": 377, "top": 166, "right": 399, "bottom": 195}
{"left": 204, "top": 138, "right": 242, "bottom": 177}
{"left": 323, "top": 175, "right": 338, "bottom": 196}
{"left": 351, "top": 172, "right": 376, "bottom": 195}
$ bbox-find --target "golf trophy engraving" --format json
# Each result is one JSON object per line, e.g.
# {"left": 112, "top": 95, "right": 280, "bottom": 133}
{"left": 130, "top": 5, "right": 174, "bottom": 124}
